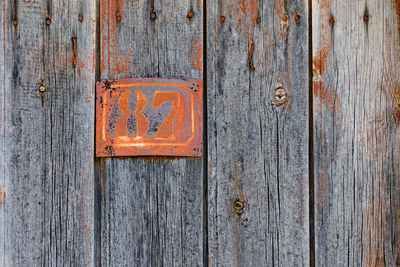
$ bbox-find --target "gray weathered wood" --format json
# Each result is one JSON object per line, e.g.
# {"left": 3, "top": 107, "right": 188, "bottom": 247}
{"left": 312, "top": 0, "right": 400, "bottom": 265}
{"left": 207, "top": 0, "right": 310, "bottom": 266}
{"left": 0, "top": 0, "right": 96, "bottom": 266}
{"left": 98, "top": 0, "right": 204, "bottom": 266}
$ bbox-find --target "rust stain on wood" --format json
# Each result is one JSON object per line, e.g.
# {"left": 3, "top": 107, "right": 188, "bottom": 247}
{"left": 101, "top": 0, "right": 127, "bottom": 76}
{"left": 72, "top": 37, "right": 77, "bottom": 67}
{"left": 96, "top": 78, "right": 203, "bottom": 157}
{"left": 314, "top": 0, "right": 333, "bottom": 79}
{"left": 190, "top": 37, "right": 202, "bottom": 71}
{"left": 226, "top": 0, "right": 259, "bottom": 32}
{"left": 312, "top": 81, "right": 340, "bottom": 112}
{"left": 393, "top": 0, "right": 400, "bottom": 40}
{"left": 0, "top": 185, "right": 3, "bottom": 206}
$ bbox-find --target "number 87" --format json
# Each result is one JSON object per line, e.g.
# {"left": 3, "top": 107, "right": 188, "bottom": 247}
{"left": 115, "top": 90, "right": 180, "bottom": 140}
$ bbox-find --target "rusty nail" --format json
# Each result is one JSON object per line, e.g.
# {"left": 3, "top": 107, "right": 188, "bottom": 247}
{"left": 116, "top": 13, "right": 122, "bottom": 22}
{"left": 150, "top": 9, "right": 157, "bottom": 20}
{"left": 363, "top": 14, "right": 369, "bottom": 23}
{"left": 45, "top": 16, "right": 52, "bottom": 25}
{"left": 186, "top": 11, "right": 194, "bottom": 19}
{"left": 72, "top": 37, "right": 77, "bottom": 68}
{"left": 256, "top": 16, "right": 261, "bottom": 24}
{"left": 12, "top": 18, "right": 18, "bottom": 26}
{"left": 39, "top": 85, "right": 46, "bottom": 93}
{"left": 78, "top": 14, "right": 83, "bottom": 22}
{"left": 294, "top": 13, "right": 301, "bottom": 23}
{"left": 233, "top": 199, "right": 247, "bottom": 215}
{"left": 220, "top": 15, "right": 226, "bottom": 23}
{"left": 274, "top": 87, "right": 287, "bottom": 103}
{"left": 329, "top": 16, "right": 335, "bottom": 26}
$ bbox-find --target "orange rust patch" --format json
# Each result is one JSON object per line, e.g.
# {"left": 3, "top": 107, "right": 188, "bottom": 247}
{"left": 190, "top": 37, "right": 202, "bottom": 71}
{"left": 0, "top": 185, "right": 4, "bottom": 206}
{"left": 368, "top": 115, "right": 387, "bottom": 146}
{"left": 313, "top": 81, "right": 340, "bottom": 112}
{"left": 101, "top": 0, "right": 127, "bottom": 76}
{"left": 393, "top": 0, "right": 400, "bottom": 40}
{"left": 226, "top": 0, "right": 259, "bottom": 33}
{"left": 314, "top": 0, "right": 333, "bottom": 78}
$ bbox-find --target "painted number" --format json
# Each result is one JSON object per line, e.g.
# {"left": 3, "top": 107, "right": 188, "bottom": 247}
{"left": 115, "top": 90, "right": 180, "bottom": 139}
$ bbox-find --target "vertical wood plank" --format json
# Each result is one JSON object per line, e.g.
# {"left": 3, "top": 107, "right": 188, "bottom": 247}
{"left": 0, "top": 0, "right": 96, "bottom": 266}
{"left": 207, "top": 0, "right": 310, "bottom": 266}
{"left": 99, "top": 0, "right": 204, "bottom": 265}
{"left": 313, "top": 0, "right": 400, "bottom": 265}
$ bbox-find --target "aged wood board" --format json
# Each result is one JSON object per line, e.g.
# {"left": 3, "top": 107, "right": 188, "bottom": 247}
{"left": 207, "top": 0, "right": 310, "bottom": 266}
{"left": 312, "top": 0, "right": 400, "bottom": 265}
{"left": 97, "top": 0, "right": 204, "bottom": 266}
{"left": 0, "top": 0, "right": 96, "bottom": 266}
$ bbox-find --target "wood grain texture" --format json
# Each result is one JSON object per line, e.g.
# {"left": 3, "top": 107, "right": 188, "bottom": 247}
{"left": 98, "top": 0, "right": 204, "bottom": 265}
{"left": 207, "top": 0, "right": 310, "bottom": 266}
{"left": 0, "top": 0, "right": 96, "bottom": 266}
{"left": 312, "top": 0, "right": 400, "bottom": 265}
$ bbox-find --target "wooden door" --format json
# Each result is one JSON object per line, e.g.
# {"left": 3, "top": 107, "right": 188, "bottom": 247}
{"left": 0, "top": 0, "right": 398, "bottom": 266}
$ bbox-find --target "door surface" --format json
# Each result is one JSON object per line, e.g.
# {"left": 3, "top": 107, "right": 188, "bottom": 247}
{"left": 0, "top": 0, "right": 399, "bottom": 266}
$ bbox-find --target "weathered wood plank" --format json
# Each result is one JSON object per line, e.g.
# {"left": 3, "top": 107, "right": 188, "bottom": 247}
{"left": 0, "top": 0, "right": 96, "bottom": 265}
{"left": 98, "top": 0, "right": 204, "bottom": 266}
{"left": 312, "top": 0, "right": 400, "bottom": 265}
{"left": 207, "top": 0, "right": 310, "bottom": 266}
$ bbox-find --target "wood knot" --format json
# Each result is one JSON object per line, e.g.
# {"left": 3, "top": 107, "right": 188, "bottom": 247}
{"left": 78, "top": 14, "right": 83, "bottom": 23}
{"left": 220, "top": 15, "right": 226, "bottom": 23}
{"left": 272, "top": 84, "right": 288, "bottom": 106}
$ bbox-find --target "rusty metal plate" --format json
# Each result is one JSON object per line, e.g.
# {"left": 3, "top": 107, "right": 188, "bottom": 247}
{"left": 96, "top": 78, "right": 203, "bottom": 157}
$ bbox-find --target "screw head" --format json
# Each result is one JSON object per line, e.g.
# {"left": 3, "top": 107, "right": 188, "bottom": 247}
{"left": 39, "top": 85, "right": 46, "bottom": 93}
{"left": 45, "top": 16, "right": 52, "bottom": 25}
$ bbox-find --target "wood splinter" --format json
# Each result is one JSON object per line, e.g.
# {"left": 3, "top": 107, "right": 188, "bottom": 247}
{"left": 248, "top": 41, "right": 255, "bottom": 71}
